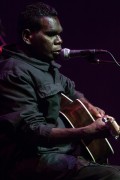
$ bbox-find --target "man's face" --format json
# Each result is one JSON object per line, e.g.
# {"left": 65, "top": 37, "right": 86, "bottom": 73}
{"left": 28, "top": 16, "right": 63, "bottom": 61}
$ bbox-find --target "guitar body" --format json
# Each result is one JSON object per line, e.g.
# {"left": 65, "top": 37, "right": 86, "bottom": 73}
{"left": 60, "top": 93, "right": 114, "bottom": 163}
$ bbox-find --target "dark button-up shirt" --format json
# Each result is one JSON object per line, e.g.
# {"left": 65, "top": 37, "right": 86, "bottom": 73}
{"left": 0, "top": 45, "right": 84, "bottom": 156}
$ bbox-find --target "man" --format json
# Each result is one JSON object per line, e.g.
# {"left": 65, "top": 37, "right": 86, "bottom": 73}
{"left": 0, "top": 2, "right": 120, "bottom": 180}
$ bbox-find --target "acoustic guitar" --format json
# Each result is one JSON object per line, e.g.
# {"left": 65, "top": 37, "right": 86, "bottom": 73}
{"left": 60, "top": 93, "right": 118, "bottom": 163}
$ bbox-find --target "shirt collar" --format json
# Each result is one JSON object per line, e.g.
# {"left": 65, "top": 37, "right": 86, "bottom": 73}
{"left": 2, "top": 45, "right": 61, "bottom": 71}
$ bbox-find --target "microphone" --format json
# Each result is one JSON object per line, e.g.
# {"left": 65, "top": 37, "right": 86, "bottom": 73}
{"left": 60, "top": 48, "right": 108, "bottom": 59}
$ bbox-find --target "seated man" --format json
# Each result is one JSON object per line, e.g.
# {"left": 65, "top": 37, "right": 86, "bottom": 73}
{"left": 0, "top": 2, "right": 120, "bottom": 180}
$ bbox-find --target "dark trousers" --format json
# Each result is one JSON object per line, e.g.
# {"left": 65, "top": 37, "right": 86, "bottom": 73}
{"left": 73, "top": 164, "right": 120, "bottom": 180}
{"left": 2, "top": 153, "right": 120, "bottom": 180}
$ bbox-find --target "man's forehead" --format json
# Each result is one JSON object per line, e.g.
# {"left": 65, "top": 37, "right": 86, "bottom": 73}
{"left": 39, "top": 16, "right": 63, "bottom": 32}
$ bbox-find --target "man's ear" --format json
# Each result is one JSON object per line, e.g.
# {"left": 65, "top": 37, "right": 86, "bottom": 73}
{"left": 22, "top": 29, "right": 33, "bottom": 45}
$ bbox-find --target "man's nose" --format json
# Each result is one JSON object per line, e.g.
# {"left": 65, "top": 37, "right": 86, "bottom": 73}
{"left": 55, "top": 35, "right": 63, "bottom": 45}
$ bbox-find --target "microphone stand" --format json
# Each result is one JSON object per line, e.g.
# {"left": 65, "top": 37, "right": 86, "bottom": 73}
{"left": 87, "top": 51, "right": 120, "bottom": 67}
{"left": 91, "top": 58, "right": 120, "bottom": 64}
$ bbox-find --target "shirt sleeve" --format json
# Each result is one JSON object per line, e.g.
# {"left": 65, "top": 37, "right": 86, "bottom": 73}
{"left": 59, "top": 73, "right": 84, "bottom": 100}
{"left": 0, "top": 70, "right": 54, "bottom": 147}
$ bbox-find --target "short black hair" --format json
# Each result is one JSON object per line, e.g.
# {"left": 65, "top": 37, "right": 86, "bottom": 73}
{"left": 18, "top": 2, "right": 58, "bottom": 34}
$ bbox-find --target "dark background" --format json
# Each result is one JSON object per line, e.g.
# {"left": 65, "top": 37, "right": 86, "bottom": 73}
{"left": 0, "top": 0, "right": 120, "bottom": 164}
